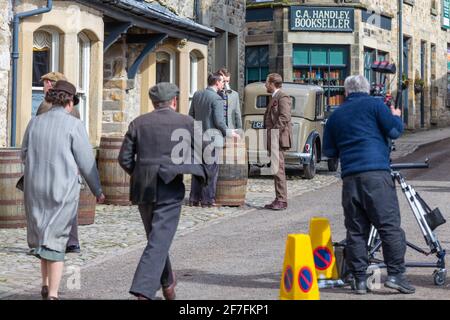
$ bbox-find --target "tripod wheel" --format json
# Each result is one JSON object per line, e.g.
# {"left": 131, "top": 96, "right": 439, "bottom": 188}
{"left": 433, "top": 269, "right": 446, "bottom": 286}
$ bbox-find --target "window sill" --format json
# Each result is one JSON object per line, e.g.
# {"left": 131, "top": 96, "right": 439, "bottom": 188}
{"left": 431, "top": 8, "right": 438, "bottom": 16}
{"left": 403, "top": 0, "right": 415, "bottom": 6}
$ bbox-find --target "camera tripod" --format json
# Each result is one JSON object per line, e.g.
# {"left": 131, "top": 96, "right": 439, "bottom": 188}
{"left": 367, "top": 161, "right": 447, "bottom": 286}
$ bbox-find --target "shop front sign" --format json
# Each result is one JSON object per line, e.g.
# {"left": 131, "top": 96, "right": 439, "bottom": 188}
{"left": 290, "top": 6, "right": 354, "bottom": 32}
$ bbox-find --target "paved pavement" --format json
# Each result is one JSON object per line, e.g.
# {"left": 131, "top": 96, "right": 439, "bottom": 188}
{"left": 0, "top": 166, "right": 339, "bottom": 299}
{"left": 0, "top": 128, "right": 450, "bottom": 298}
{"left": 390, "top": 127, "right": 450, "bottom": 159}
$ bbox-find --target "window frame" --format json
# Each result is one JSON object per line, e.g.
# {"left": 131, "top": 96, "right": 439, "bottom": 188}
{"left": 189, "top": 52, "right": 198, "bottom": 98}
{"left": 156, "top": 49, "right": 177, "bottom": 84}
{"left": 364, "top": 47, "right": 388, "bottom": 86}
{"left": 31, "top": 28, "right": 60, "bottom": 91}
{"left": 245, "top": 45, "right": 269, "bottom": 85}
{"left": 31, "top": 28, "right": 60, "bottom": 117}
{"left": 77, "top": 32, "right": 91, "bottom": 132}
{"left": 255, "top": 95, "right": 296, "bottom": 111}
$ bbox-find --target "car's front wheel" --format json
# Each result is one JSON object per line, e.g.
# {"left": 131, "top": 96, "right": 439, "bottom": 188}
{"left": 303, "top": 144, "right": 317, "bottom": 179}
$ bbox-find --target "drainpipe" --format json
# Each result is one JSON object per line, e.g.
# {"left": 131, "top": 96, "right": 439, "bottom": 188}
{"left": 194, "top": 0, "right": 201, "bottom": 23}
{"left": 10, "top": 0, "right": 53, "bottom": 147}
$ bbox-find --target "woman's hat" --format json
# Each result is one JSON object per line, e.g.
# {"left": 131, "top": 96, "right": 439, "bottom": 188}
{"left": 51, "top": 80, "right": 80, "bottom": 106}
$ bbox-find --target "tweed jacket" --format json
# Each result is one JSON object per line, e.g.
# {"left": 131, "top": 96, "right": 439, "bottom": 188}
{"left": 263, "top": 89, "right": 293, "bottom": 151}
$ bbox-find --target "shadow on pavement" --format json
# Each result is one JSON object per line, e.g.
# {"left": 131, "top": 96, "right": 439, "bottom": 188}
{"left": 176, "top": 269, "right": 281, "bottom": 290}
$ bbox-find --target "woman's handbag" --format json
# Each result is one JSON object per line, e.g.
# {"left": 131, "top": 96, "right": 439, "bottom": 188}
{"left": 16, "top": 175, "right": 24, "bottom": 192}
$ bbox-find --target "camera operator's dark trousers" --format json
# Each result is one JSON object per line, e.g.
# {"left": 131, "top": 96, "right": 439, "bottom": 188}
{"left": 342, "top": 170, "right": 406, "bottom": 280}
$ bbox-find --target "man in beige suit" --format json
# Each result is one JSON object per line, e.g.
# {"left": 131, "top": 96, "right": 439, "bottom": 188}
{"left": 263, "top": 73, "right": 292, "bottom": 211}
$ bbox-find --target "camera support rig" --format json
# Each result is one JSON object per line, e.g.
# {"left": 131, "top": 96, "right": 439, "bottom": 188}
{"left": 370, "top": 61, "right": 397, "bottom": 108}
{"left": 367, "top": 160, "right": 447, "bottom": 286}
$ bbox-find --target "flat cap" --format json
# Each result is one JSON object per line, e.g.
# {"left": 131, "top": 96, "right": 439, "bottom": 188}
{"left": 149, "top": 82, "right": 179, "bottom": 102}
{"left": 40, "top": 71, "right": 67, "bottom": 82}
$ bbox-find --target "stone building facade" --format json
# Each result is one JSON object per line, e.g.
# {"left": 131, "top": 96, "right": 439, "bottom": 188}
{"left": 246, "top": 0, "right": 450, "bottom": 129}
{"left": 101, "top": 0, "right": 247, "bottom": 137}
{"left": 102, "top": 34, "right": 209, "bottom": 136}
{"left": 201, "top": 0, "right": 246, "bottom": 97}
{"left": 1, "top": 0, "right": 218, "bottom": 146}
{"left": 0, "top": 1, "right": 12, "bottom": 147}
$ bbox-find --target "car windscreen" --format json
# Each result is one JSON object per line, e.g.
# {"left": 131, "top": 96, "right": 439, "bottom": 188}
{"left": 255, "top": 95, "right": 309, "bottom": 117}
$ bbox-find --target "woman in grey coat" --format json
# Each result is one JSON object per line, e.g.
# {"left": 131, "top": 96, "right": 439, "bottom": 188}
{"left": 21, "top": 80, "right": 105, "bottom": 300}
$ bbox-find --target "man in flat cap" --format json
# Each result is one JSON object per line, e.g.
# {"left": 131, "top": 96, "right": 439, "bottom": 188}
{"left": 119, "top": 82, "right": 209, "bottom": 300}
{"left": 35, "top": 72, "right": 81, "bottom": 254}
{"left": 37, "top": 72, "right": 80, "bottom": 118}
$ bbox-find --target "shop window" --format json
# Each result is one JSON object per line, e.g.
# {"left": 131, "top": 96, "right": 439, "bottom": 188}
{"left": 32, "top": 29, "right": 60, "bottom": 116}
{"left": 293, "top": 45, "right": 349, "bottom": 107}
{"left": 245, "top": 46, "right": 269, "bottom": 85}
{"left": 156, "top": 50, "right": 176, "bottom": 84}
{"left": 364, "top": 48, "right": 388, "bottom": 86}
{"left": 78, "top": 32, "right": 91, "bottom": 131}
{"left": 246, "top": 8, "right": 273, "bottom": 22}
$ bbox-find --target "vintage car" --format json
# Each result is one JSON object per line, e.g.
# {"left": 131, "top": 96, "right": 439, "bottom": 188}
{"left": 242, "top": 82, "right": 338, "bottom": 179}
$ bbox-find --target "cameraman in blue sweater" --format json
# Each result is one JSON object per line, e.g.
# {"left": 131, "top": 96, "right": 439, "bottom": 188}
{"left": 323, "top": 75, "right": 415, "bottom": 295}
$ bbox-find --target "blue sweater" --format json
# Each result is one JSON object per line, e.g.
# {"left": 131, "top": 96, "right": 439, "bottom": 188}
{"left": 323, "top": 93, "right": 403, "bottom": 178}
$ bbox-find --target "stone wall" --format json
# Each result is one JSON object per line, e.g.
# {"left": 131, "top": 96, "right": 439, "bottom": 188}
{"left": 202, "top": 0, "right": 246, "bottom": 98}
{"left": 0, "top": 0, "right": 11, "bottom": 147}
{"left": 246, "top": 0, "right": 450, "bottom": 129}
{"left": 103, "top": 41, "right": 128, "bottom": 136}
{"left": 102, "top": 40, "right": 145, "bottom": 136}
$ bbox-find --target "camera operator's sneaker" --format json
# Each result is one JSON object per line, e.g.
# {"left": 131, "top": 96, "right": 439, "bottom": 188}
{"left": 384, "top": 275, "right": 415, "bottom": 294}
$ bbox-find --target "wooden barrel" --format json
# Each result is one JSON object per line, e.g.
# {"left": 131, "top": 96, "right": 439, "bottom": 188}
{"left": 0, "top": 148, "right": 26, "bottom": 228}
{"left": 98, "top": 136, "right": 131, "bottom": 205}
{"left": 77, "top": 178, "right": 96, "bottom": 225}
{"left": 215, "top": 137, "right": 248, "bottom": 206}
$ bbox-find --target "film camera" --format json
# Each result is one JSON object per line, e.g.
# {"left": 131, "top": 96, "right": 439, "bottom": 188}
{"left": 369, "top": 61, "right": 397, "bottom": 107}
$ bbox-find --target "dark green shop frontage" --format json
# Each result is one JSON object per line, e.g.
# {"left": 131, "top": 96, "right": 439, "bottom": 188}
{"left": 245, "top": 5, "right": 393, "bottom": 110}
{"left": 292, "top": 44, "right": 349, "bottom": 107}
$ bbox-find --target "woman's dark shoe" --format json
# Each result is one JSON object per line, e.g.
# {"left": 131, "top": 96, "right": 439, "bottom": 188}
{"left": 41, "top": 286, "right": 49, "bottom": 299}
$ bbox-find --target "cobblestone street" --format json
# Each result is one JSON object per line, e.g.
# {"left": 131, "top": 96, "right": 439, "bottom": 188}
{"left": 2, "top": 127, "right": 450, "bottom": 299}
{"left": 0, "top": 166, "right": 339, "bottom": 298}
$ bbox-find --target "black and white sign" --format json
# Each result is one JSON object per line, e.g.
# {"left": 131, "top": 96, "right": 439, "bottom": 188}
{"left": 290, "top": 6, "right": 354, "bottom": 32}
